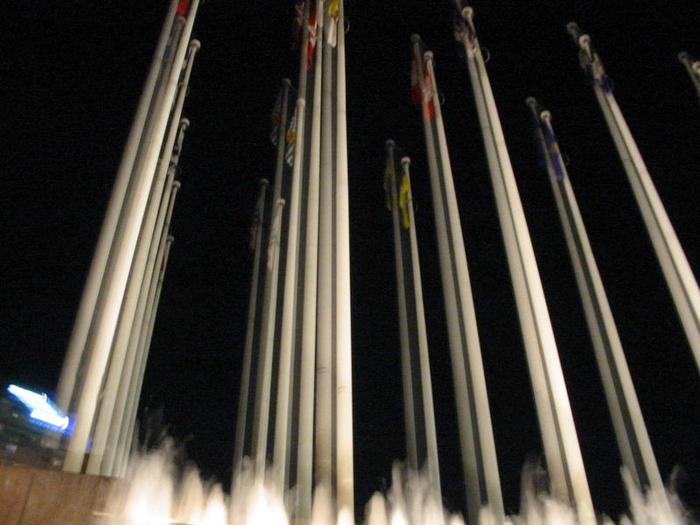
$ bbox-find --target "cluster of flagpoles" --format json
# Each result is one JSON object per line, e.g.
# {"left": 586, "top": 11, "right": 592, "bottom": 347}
{"left": 56, "top": 0, "right": 200, "bottom": 477}
{"left": 379, "top": 1, "right": 697, "bottom": 523}
{"left": 233, "top": 0, "right": 354, "bottom": 520}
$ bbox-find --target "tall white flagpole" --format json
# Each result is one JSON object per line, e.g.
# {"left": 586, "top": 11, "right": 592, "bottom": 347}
{"left": 568, "top": 23, "right": 700, "bottom": 372}
{"left": 233, "top": 179, "right": 270, "bottom": 473}
{"left": 678, "top": 52, "right": 700, "bottom": 103}
{"left": 117, "top": 233, "right": 175, "bottom": 478}
{"left": 413, "top": 38, "right": 502, "bottom": 523}
{"left": 300, "top": 0, "right": 325, "bottom": 494}
{"left": 402, "top": 156, "right": 442, "bottom": 501}
{"left": 335, "top": 0, "right": 354, "bottom": 516}
{"left": 63, "top": 1, "right": 199, "bottom": 472}
{"left": 315, "top": 0, "right": 335, "bottom": 493}
{"left": 56, "top": 0, "right": 180, "bottom": 414}
{"left": 527, "top": 99, "right": 667, "bottom": 499}
{"left": 386, "top": 141, "right": 419, "bottom": 470}
{"left": 455, "top": 7, "right": 594, "bottom": 522}
{"left": 102, "top": 121, "right": 188, "bottom": 476}
{"left": 116, "top": 176, "right": 182, "bottom": 476}
{"left": 87, "top": 41, "right": 199, "bottom": 476}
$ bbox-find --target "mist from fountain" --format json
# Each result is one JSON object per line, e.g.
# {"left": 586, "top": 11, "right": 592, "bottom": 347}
{"left": 97, "top": 440, "right": 692, "bottom": 525}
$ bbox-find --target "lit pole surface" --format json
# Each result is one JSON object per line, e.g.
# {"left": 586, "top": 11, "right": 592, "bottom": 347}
{"left": 56, "top": 0, "right": 180, "bottom": 414}
{"left": 568, "top": 23, "right": 700, "bottom": 372}
{"left": 527, "top": 98, "right": 666, "bottom": 499}
{"left": 455, "top": 7, "right": 594, "bottom": 523}
{"left": 413, "top": 36, "right": 503, "bottom": 524}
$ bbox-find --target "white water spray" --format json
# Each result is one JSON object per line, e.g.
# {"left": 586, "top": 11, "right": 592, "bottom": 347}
{"left": 97, "top": 443, "right": 692, "bottom": 525}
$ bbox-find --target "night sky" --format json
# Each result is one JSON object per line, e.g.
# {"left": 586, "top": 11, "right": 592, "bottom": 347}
{"left": 3, "top": 0, "right": 699, "bottom": 520}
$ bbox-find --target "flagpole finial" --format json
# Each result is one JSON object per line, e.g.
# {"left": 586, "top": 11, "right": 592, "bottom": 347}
{"left": 179, "top": 118, "right": 190, "bottom": 130}
{"left": 282, "top": 77, "right": 292, "bottom": 87}
{"left": 525, "top": 96, "right": 537, "bottom": 109}
{"left": 189, "top": 39, "right": 202, "bottom": 52}
{"left": 259, "top": 178, "right": 270, "bottom": 187}
{"left": 540, "top": 110, "right": 552, "bottom": 124}
{"left": 296, "top": 97, "right": 306, "bottom": 109}
{"left": 277, "top": 198, "right": 286, "bottom": 207}
{"left": 424, "top": 50, "right": 434, "bottom": 63}
{"left": 678, "top": 51, "right": 690, "bottom": 64}
{"left": 411, "top": 34, "right": 422, "bottom": 45}
{"left": 401, "top": 156, "right": 411, "bottom": 167}
{"left": 386, "top": 139, "right": 395, "bottom": 150}
{"left": 461, "top": 6, "right": 474, "bottom": 21}
{"left": 172, "top": 181, "right": 182, "bottom": 190}
{"left": 566, "top": 21, "right": 581, "bottom": 40}
{"left": 167, "top": 234, "right": 175, "bottom": 243}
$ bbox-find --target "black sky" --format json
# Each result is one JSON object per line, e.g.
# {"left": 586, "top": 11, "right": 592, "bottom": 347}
{"left": 3, "top": 0, "right": 699, "bottom": 520}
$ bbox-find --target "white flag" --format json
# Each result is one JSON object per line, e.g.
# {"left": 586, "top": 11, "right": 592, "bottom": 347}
{"left": 267, "top": 200, "right": 285, "bottom": 271}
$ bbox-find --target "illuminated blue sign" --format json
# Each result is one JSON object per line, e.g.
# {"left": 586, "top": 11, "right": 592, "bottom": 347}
{"left": 6, "top": 385, "right": 70, "bottom": 432}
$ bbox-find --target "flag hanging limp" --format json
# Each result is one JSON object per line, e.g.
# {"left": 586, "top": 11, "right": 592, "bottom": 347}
{"left": 285, "top": 107, "right": 298, "bottom": 166}
{"left": 384, "top": 155, "right": 395, "bottom": 211}
{"left": 267, "top": 201, "right": 284, "bottom": 271}
{"left": 326, "top": 0, "right": 340, "bottom": 47}
{"left": 399, "top": 173, "right": 411, "bottom": 229}
{"left": 270, "top": 89, "right": 283, "bottom": 146}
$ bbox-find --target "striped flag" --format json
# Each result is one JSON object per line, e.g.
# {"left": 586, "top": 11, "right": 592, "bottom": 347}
{"left": 285, "top": 106, "right": 298, "bottom": 166}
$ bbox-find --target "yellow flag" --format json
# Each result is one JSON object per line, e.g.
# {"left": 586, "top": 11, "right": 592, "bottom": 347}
{"left": 399, "top": 173, "right": 411, "bottom": 229}
{"left": 383, "top": 157, "right": 395, "bottom": 211}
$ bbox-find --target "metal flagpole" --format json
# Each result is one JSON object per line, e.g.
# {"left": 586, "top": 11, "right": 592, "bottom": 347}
{"left": 455, "top": 7, "right": 595, "bottom": 523}
{"left": 413, "top": 37, "right": 502, "bottom": 523}
{"left": 63, "top": 1, "right": 199, "bottom": 472}
{"left": 117, "top": 233, "right": 175, "bottom": 478}
{"left": 568, "top": 23, "right": 700, "bottom": 372}
{"left": 678, "top": 52, "right": 700, "bottom": 103}
{"left": 275, "top": 97, "right": 308, "bottom": 495}
{"left": 56, "top": 0, "right": 180, "bottom": 414}
{"left": 87, "top": 41, "right": 199, "bottom": 476}
{"left": 103, "top": 116, "right": 189, "bottom": 476}
{"left": 386, "top": 141, "right": 419, "bottom": 470}
{"left": 334, "top": 0, "right": 354, "bottom": 516}
{"left": 114, "top": 178, "right": 182, "bottom": 476}
{"left": 315, "top": 1, "right": 335, "bottom": 493}
{"left": 527, "top": 99, "right": 667, "bottom": 500}
{"left": 233, "top": 179, "right": 270, "bottom": 473}
{"left": 402, "top": 156, "right": 442, "bottom": 501}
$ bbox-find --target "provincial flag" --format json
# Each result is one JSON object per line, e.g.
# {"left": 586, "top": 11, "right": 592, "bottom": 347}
{"left": 267, "top": 201, "right": 285, "bottom": 272}
{"left": 270, "top": 89, "right": 283, "bottom": 146}
{"left": 250, "top": 185, "right": 267, "bottom": 253}
{"left": 384, "top": 155, "right": 395, "bottom": 211}
{"left": 292, "top": 1, "right": 305, "bottom": 49}
{"left": 306, "top": 6, "right": 319, "bottom": 70}
{"left": 399, "top": 173, "right": 411, "bottom": 229}
{"left": 410, "top": 59, "right": 421, "bottom": 106}
{"left": 176, "top": 0, "right": 189, "bottom": 17}
{"left": 326, "top": 0, "right": 340, "bottom": 47}
{"left": 285, "top": 106, "right": 298, "bottom": 166}
{"left": 422, "top": 64, "right": 436, "bottom": 120}
{"left": 542, "top": 124, "right": 565, "bottom": 181}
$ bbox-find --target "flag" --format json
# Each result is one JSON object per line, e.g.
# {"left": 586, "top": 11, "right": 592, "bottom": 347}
{"left": 326, "top": 0, "right": 340, "bottom": 47}
{"left": 250, "top": 186, "right": 266, "bottom": 253}
{"left": 410, "top": 59, "right": 421, "bottom": 105}
{"left": 285, "top": 106, "right": 298, "bottom": 166}
{"left": 399, "top": 173, "right": 411, "bottom": 229}
{"left": 267, "top": 201, "right": 284, "bottom": 272}
{"left": 422, "top": 64, "right": 435, "bottom": 120}
{"left": 542, "top": 123, "right": 566, "bottom": 181}
{"left": 292, "top": 1, "right": 305, "bottom": 49}
{"left": 384, "top": 155, "right": 395, "bottom": 211}
{"left": 176, "top": 0, "right": 189, "bottom": 17}
{"left": 270, "top": 88, "right": 283, "bottom": 146}
{"left": 306, "top": 6, "right": 319, "bottom": 70}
